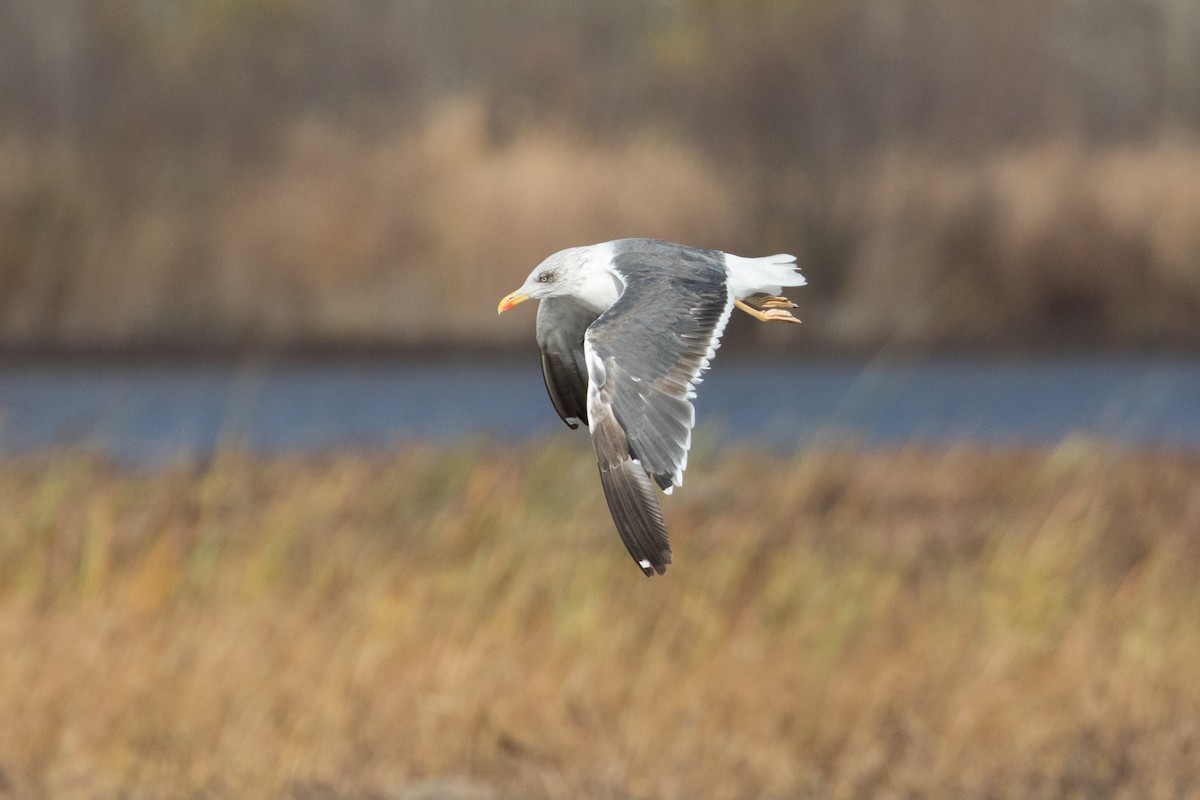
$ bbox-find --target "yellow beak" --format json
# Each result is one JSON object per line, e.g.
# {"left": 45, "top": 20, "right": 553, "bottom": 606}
{"left": 497, "top": 291, "right": 530, "bottom": 314}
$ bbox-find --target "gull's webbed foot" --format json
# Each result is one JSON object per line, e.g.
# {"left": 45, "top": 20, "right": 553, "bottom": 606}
{"left": 735, "top": 295, "right": 801, "bottom": 324}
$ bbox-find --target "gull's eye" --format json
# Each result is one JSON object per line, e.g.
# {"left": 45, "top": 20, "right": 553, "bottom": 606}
{"left": 537, "top": 271, "right": 555, "bottom": 284}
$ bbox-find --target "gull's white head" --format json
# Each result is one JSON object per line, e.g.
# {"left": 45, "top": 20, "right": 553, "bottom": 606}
{"left": 497, "top": 245, "right": 620, "bottom": 314}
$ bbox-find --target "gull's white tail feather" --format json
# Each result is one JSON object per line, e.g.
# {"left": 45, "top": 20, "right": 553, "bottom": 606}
{"left": 722, "top": 252, "right": 806, "bottom": 300}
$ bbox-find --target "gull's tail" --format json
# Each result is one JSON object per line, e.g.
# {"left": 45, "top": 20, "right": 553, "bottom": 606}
{"left": 722, "top": 252, "right": 806, "bottom": 300}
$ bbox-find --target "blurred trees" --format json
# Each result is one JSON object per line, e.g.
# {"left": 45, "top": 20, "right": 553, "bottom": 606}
{"left": 1, "top": 0, "right": 1198, "bottom": 352}
{"left": 8, "top": 0, "right": 1198, "bottom": 157}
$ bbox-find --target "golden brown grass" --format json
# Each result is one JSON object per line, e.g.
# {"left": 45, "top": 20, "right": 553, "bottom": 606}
{"left": 1, "top": 442, "right": 1199, "bottom": 799}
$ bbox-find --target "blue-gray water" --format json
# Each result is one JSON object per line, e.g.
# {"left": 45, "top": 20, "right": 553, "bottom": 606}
{"left": 1, "top": 357, "right": 1198, "bottom": 462}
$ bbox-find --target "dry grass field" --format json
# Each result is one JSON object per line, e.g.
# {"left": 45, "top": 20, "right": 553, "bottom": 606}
{"left": 1, "top": 442, "right": 1199, "bottom": 799}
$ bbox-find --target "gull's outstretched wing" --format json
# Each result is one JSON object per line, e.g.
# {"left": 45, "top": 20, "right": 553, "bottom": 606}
{"left": 584, "top": 240, "right": 734, "bottom": 575}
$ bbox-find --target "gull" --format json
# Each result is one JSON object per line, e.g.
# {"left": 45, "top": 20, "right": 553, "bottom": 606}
{"left": 498, "top": 238, "right": 805, "bottom": 575}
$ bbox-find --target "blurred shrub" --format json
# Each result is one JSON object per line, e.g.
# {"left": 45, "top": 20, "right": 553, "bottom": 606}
{"left": 1, "top": 0, "right": 1199, "bottom": 352}
{"left": 831, "top": 142, "right": 1200, "bottom": 347}
{"left": 0, "top": 101, "right": 744, "bottom": 350}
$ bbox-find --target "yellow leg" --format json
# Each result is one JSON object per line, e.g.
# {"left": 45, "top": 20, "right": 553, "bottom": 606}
{"left": 749, "top": 293, "right": 798, "bottom": 310}
{"left": 735, "top": 298, "right": 801, "bottom": 324}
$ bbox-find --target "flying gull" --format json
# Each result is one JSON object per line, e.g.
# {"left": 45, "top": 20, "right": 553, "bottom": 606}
{"left": 498, "top": 238, "right": 805, "bottom": 576}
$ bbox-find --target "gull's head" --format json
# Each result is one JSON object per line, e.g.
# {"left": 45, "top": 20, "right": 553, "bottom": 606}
{"left": 497, "top": 247, "right": 610, "bottom": 314}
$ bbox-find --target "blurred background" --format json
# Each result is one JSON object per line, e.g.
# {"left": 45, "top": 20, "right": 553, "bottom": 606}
{"left": 3, "top": 0, "right": 1199, "bottom": 357}
{"left": 3, "top": 5, "right": 1200, "bottom": 799}
{"left": 4, "top": 0, "right": 1200, "bottom": 456}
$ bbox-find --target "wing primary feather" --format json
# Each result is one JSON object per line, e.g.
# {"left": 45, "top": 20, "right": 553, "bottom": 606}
{"left": 590, "top": 401, "right": 671, "bottom": 576}
{"left": 596, "top": 459, "right": 672, "bottom": 576}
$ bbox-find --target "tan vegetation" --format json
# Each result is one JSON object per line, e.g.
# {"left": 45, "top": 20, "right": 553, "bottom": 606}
{"left": 1, "top": 443, "right": 1199, "bottom": 798}
{"left": 4, "top": 119, "right": 1200, "bottom": 353}
{"left": 3, "top": 0, "right": 1200, "bottom": 353}
{"left": 0, "top": 109, "right": 745, "bottom": 351}
{"left": 831, "top": 140, "right": 1200, "bottom": 346}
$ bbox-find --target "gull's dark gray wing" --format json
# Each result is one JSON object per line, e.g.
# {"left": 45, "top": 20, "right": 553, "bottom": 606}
{"left": 536, "top": 297, "right": 600, "bottom": 429}
{"left": 584, "top": 239, "right": 734, "bottom": 576}
{"left": 588, "top": 383, "right": 672, "bottom": 576}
